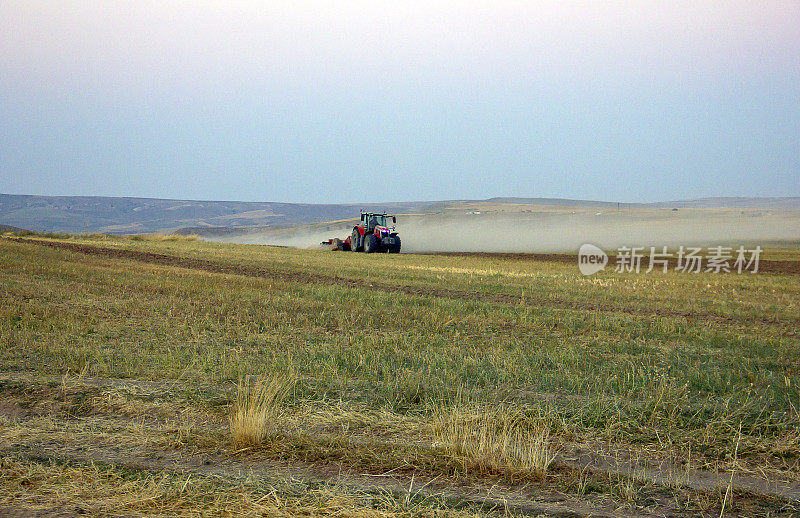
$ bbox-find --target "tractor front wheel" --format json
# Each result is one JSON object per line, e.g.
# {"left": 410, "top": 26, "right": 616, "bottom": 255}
{"left": 388, "top": 237, "right": 401, "bottom": 254}
{"left": 364, "top": 234, "right": 378, "bottom": 253}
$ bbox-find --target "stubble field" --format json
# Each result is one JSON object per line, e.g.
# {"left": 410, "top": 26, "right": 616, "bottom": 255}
{"left": 1, "top": 234, "right": 798, "bottom": 517}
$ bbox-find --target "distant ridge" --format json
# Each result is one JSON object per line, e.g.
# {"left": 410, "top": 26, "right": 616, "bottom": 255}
{"left": 0, "top": 194, "right": 443, "bottom": 234}
{"left": 483, "top": 197, "right": 639, "bottom": 207}
{"left": 1, "top": 193, "right": 798, "bottom": 234}
{"left": 484, "top": 196, "right": 800, "bottom": 208}
{"left": 0, "top": 223, "right": 30, "bottom": 233}
{"left": 650, "top": 197, "right": 800, "bottom": 209}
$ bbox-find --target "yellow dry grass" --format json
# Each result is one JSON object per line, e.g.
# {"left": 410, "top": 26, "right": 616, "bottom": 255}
{"left": 1, "top": 456, "right": 478, "bottom": 518}
{"left": 230, "top": 374, "right": 295, "bottom": 447}
{"left": 434, "top": 404, "right": 554, "bottom": 479}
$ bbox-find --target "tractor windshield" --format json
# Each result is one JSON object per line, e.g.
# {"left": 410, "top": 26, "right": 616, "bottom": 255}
{"left": 366, "top": 214, "right": 387, "bottom": 227}
{"left": 364, "top": 214, "right": 394, "bottom": 228}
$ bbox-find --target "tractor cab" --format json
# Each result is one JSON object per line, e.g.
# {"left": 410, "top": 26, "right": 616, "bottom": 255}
{"left": 361, "top": 212, "right": 395, "bottom": 233}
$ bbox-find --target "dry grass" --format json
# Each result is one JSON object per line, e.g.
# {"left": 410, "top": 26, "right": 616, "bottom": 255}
{"left": 230, "top": 374, "right": 295, "bottom": 447}
{"left": 434, "top": 404, "right": 554, "bottom": 480}
{"left": 1, "top": 456, "right": 480, "bottom": 518}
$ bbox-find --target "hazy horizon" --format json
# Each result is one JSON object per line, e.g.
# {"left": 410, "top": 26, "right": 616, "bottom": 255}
{"left": 3, "top": 191, "right": 800, "bottom": 206}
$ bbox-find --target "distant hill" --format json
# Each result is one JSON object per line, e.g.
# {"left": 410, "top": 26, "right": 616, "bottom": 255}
{"left": 483, "top": 197, "right": 638, "bottom": 207}
{"left": 649, "top": 197, "right": 800, "bottom": 209}
{"left": 0, "top": 223, "right": 30, "bottom": 233}
{"left": 1, "top": 193, "right": 798, "bottom": 235}
{"left": 0, "top": 194, "right": 443, "bottom": 234}
{"left": 485, "top": 196, "right": 800, "bottom": 209}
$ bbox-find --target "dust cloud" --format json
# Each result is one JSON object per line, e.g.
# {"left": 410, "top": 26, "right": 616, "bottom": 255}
{"left": 208, "top": 209, "right": 800, "bottom": 253}
{"left": 399, "top": 210, "right": 800, "bottom": 252}
{"left": 207, "top": 224, "right": 355, "bottom": 249}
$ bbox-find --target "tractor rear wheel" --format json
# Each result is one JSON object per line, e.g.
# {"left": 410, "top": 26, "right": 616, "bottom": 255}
{"left": 351, "top": 229, "right": 363, "bottom": 252}
{"left": 364, "top": 234, "right": 378, "bottom": 253}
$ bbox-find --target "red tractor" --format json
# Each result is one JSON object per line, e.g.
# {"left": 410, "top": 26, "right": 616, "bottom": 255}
{"left": 321, "top": 211, "right": 401, "bottom": 253}
{"left": 350, "top": 211, "right": 401, "bottom": 253}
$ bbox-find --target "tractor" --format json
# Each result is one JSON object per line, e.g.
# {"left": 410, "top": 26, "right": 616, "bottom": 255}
{"left": 350, "top": 211, "right": 401, "bottom": 253}
{"left": 320, "top": 211, "right": 401, "bottom": 253}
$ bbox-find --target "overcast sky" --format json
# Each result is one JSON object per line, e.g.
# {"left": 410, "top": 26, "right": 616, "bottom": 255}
{"left": 2, "top": 1, "right": 799, "bottom": 203}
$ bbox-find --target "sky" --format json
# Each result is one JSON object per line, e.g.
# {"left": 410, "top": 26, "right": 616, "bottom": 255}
{"left": 1, "top": 1, "right": 799, "bottom": 204}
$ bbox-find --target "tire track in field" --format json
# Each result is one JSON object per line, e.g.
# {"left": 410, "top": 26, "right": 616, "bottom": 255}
{"left": 10, "top": 238, "right": 798, "bottom": 329}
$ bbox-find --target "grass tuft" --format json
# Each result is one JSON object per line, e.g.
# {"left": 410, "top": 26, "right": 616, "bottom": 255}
{"left": 434, "top": 404, "right": 554, "bottom": 480}
{"left": 230, "top": 374, "right": 295, "bottom": 447}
